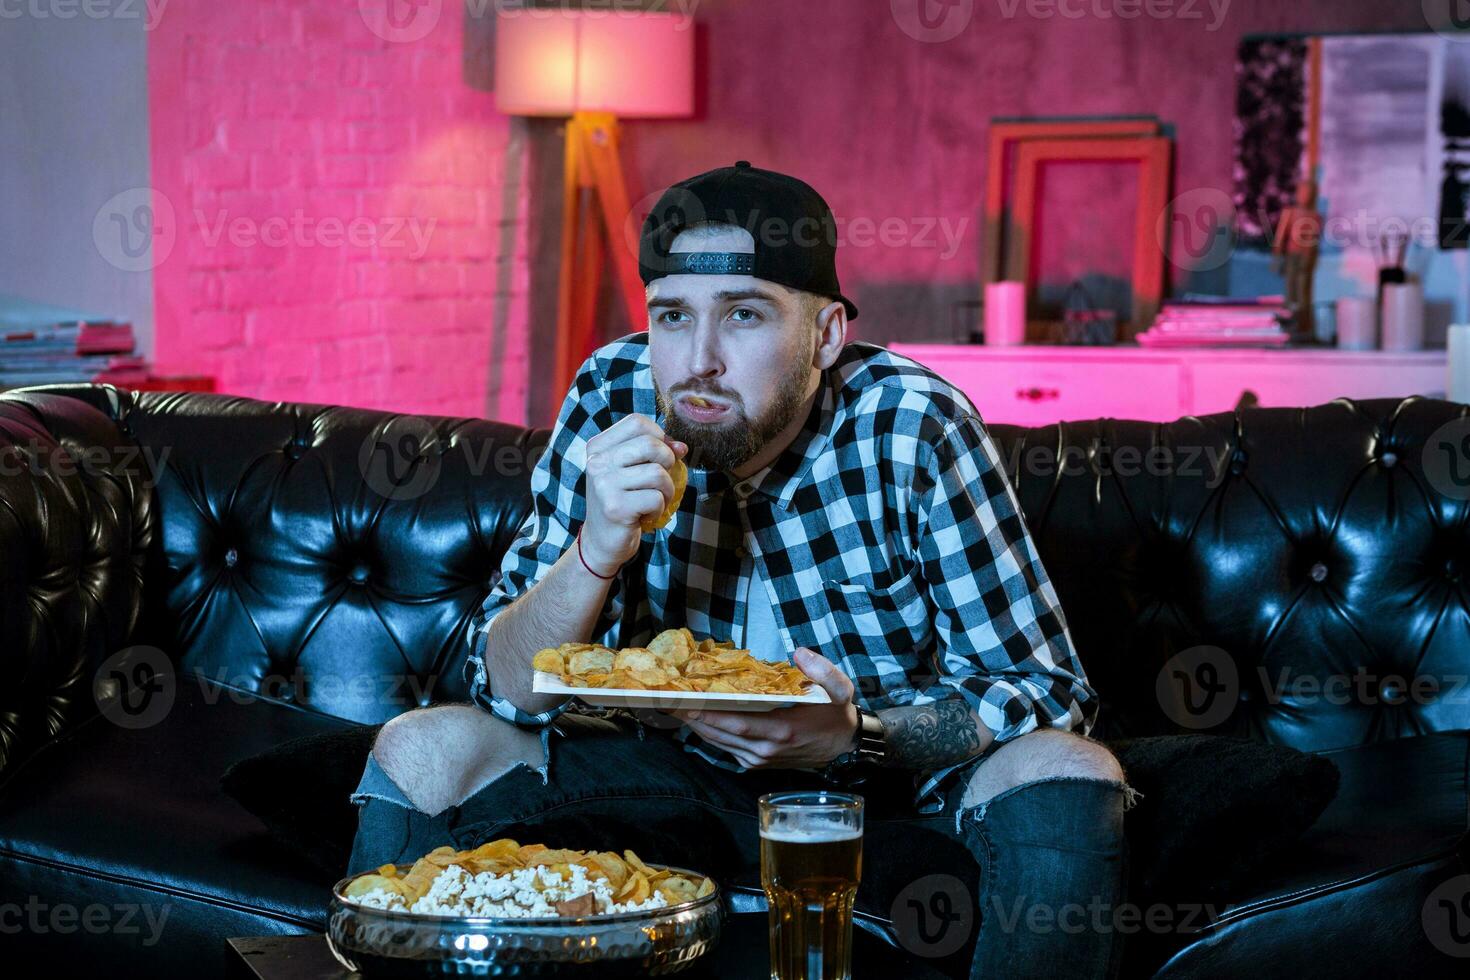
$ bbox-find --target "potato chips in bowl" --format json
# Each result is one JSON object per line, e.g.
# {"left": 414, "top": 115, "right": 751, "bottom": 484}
{"left": 328, "top": 838, "right": 721, "bottom": 976}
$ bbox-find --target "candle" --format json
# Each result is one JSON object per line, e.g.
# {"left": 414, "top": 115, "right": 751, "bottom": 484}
{"left": 1450, "top": 324, "right": 1470, "bottom": 403}
{"left": 984, "top": 281, "right": 1026, "bottom": 346}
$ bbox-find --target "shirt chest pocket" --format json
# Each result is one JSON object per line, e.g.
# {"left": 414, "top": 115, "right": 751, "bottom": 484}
{"left": 819, "top": 563, "right": 934, "bottom": 670}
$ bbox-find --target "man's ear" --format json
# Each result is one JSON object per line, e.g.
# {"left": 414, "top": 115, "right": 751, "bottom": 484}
{"left": 812, "top": 300, "right": 847, "bottom": 370}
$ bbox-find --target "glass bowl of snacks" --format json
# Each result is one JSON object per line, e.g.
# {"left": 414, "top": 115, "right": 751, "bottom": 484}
{"left": 327, "top": 839, "right": 722, "bottom": 977}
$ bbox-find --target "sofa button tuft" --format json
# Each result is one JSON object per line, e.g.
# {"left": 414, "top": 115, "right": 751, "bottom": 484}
{"left": 1380, "top": 451, "right": 1398, "bottom": 468}
{"left": 348, "top": 563, "right": 370, "bottom": 584}
{"left": 224, "top": 547, "right": 239, "bottom": 568}
{"left": 1379, "top": 679, "right": 1404, "bottom": 704}
{"left": 1309, "top": 562, "right": 1328, "bottom": 583}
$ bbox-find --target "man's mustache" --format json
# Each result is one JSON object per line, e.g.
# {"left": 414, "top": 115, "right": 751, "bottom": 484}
{"left": 669, "top": 384, "right": 744, "bottom": 408}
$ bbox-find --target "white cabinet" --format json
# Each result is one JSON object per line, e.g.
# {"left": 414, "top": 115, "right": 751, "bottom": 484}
{"left": 888, "top": 345, "right": 1451, "bottom": 426}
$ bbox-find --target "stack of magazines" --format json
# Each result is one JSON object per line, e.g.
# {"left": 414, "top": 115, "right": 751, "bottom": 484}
{"left": 1136, "top": 296, "right": 1293, "bottom": 348}
{"left": 0, "top": 295, "right": 149, "bottom": 387}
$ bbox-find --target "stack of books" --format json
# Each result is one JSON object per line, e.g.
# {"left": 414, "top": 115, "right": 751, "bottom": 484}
{"left": 0, "top": 295, "right": 150, "bottom": 387}
{"left": 1136, "top": 297, "right": 1294, "bottom": 348}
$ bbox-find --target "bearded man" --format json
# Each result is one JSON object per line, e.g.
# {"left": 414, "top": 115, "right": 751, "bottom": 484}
{"left": 348, "top": 162, "right": 1130, "bottom": 979}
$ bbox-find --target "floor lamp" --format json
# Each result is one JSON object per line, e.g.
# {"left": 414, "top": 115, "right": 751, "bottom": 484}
{"left": 495, "top": 10, "right": 695, "bottom": 396}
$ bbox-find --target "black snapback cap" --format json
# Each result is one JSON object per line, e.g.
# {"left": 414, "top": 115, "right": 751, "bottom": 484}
{"left": 637, "top": 161, "right": 859, "bottom": 320}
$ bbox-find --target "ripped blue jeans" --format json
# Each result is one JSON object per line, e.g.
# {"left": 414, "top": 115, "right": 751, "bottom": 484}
{"left": 348, "top": 711, "right": 1127, "bottom": 979}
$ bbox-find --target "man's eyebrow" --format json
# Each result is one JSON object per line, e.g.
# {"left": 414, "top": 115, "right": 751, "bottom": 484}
{"left": 646, "top": 288, "right": 784, "bottom": 310}
{"left": 713, "top": 288, "right": 782, "bottom": 305}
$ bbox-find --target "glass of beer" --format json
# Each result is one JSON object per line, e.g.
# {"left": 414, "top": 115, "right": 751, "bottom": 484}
{"left": 758, "top": 791, "right": 864, "bottom": 980}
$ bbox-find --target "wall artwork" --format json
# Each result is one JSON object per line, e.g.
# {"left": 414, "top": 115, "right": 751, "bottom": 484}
{"left": 1235, "top": 32, "right": 1470, "bottom": 253}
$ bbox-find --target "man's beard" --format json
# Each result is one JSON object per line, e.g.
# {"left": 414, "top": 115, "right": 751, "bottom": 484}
{"left": 656, "top": 360, "right": 812, "bottom": 473}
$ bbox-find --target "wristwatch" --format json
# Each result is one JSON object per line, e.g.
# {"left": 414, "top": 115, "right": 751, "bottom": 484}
{"left": 821, "top": 707, "right": 886, "bottom": 783}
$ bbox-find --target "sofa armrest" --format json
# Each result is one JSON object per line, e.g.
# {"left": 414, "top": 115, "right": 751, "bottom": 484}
{"left": 0, "top": 391, "right": 156, "bottom": 783}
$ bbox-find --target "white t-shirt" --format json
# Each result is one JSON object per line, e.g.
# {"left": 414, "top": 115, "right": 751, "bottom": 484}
{"left": 739, "top": 562, "right": 788, "bottom": 663}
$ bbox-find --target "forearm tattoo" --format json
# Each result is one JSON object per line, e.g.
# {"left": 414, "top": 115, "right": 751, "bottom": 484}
{"left": 875, "top": 701, "right": 987, "bottom": 770}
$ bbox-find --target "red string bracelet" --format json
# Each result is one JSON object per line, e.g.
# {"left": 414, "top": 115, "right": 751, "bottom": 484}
{"left": 576, "top": 529, "right": 618, "bottom": 580}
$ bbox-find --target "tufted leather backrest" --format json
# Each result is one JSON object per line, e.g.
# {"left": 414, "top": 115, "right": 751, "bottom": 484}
{"left": 5, "top": 388, "right": 1467, "bottom": 756}
{"left": 16, "top": 386, "right": 549, "bottom": 726}
{"left": 988, "top": 397, "right": 1470, "bottom": 751}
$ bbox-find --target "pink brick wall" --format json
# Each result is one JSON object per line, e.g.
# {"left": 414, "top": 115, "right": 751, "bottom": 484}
{"left": 148, "top": 1, "right": 529, "bottom": 422}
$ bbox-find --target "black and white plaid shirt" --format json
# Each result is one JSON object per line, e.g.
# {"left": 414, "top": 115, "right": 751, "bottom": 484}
{"left": 467, "top": 333, "right": 1095, "bottom": 811}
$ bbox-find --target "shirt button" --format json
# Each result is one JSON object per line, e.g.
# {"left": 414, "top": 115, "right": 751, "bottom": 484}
{"left": 735, "top": 545, "right": 749, "bottom": 559}
{"left": 735, "top": 482, "right": 752, "bottom": 497}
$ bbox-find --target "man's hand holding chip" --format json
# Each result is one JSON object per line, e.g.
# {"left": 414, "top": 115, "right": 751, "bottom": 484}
{"left": 581, "top": 414, "right": 688, "bottom": 577}
{"left": 671, "top": 648, "right": 860, "bottom": 770}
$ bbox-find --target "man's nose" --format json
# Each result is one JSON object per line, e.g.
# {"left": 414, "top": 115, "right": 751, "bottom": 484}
{"left": 688, "top": 327, "right": 724, "bottom": 378}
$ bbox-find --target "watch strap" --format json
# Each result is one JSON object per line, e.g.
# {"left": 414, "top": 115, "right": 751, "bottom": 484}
{"left": 821, "top": 708, "right": 885, "bottom": 784}
{"left": 852, "top": 707, "right": 887, "bottom": 765}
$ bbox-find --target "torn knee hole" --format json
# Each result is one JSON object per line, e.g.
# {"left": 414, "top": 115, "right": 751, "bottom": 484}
{"left": 958, "top": 773, "right": 1137, "bottom": 829}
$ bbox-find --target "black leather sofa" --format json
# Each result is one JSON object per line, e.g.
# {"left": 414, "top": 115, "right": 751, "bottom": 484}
{"left": 0, "top": 385, "right": 1466, "bottom": 978}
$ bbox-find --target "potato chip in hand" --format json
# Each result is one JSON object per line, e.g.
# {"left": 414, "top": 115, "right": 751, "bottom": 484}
{"left": 640, "top": 457, "right": 687, "bottom": 533}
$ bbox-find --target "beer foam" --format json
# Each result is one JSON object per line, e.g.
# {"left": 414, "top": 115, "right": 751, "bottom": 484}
{"left": 760, "top": 825, "right": 862, "bottom": 843}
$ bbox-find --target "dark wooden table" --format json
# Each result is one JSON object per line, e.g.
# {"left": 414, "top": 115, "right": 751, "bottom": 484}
{"left": 228, "top": 915, "right": 949, "bottom": 979}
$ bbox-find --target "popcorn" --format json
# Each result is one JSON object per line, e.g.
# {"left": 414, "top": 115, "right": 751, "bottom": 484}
{"left": 351, "top": 863, "right": 671, "bottom": 918}
{"left": 341, "top": 839, "right": 713, "bottom": 918}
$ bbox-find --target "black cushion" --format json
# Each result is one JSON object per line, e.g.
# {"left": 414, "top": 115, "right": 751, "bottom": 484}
{"left": 222, "top": 723, "right": 380, "bottom": 879}
{"left": 0, "top": 675, "right": 354, "bottom": 980}
{"left": 1111, "top": 735, "right": 1340, "bottom": 907}
{"left": 1153, "top": 732, "right": 1470, "bottom": 977}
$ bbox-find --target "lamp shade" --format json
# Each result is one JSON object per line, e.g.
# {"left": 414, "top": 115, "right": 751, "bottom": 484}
{"left": 495, "top": 9, "right": 694, "bottom": 118}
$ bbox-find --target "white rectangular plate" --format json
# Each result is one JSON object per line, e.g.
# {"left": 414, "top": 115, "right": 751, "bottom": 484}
{"left": 532, "top": 671, "right": 830, "bottom": 712}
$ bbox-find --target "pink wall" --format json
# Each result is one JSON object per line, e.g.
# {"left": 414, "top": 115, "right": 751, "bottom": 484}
{"left": 621, "top": 0, "right": 1432, "bottom": 344}
{"left": 147, "top": 1, "right": 529, "bottom": 420}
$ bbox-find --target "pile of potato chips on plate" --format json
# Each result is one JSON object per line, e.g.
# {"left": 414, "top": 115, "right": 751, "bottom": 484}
{"left": 532, "top": 627, "right": 812, "bottom": 695}
{"left": 342, "top": 838, "right": 714, "bottom": 913}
